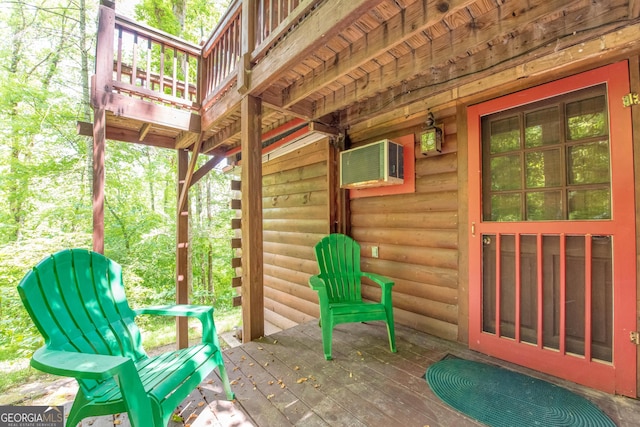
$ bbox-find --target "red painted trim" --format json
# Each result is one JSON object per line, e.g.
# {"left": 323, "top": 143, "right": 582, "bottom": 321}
{"left": 584, "top": 235, "right": 592, "bottom": 362}
{"left": 559, "top": 234, "right": 566, "bottom": 355}
{"left": 226, "top": 118, "right": 307, "bottom": 157}
{"left": 495, "top": 234, "right": 502, "bottom": 337}
{"left": 348, "top": 134, "right": 416, "bottom": 199}
{"left": 515, "top": 233, "right": 521, "bottom": 343}
{"left": 467, "top": 61, "right": 636, "bottom": 397}
{"left": 262, "top": 117, "right": 305, "bottom": 140}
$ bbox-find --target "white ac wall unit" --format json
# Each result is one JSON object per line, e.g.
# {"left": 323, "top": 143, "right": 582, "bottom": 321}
{"left": 340, "top": 139, "right": 404, "bottom": 189}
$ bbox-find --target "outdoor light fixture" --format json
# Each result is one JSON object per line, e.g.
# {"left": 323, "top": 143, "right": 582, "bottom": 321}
{"left": 419, "top": 112, "right": 443, "bottom": 156}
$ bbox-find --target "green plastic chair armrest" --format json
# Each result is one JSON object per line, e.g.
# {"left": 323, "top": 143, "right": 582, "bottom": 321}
{"left": 309, "top": 275, "right": 327, "bottom": 291}
{"left": 361, "top": 272, "right": 394, "bottom": 289}
{"left": 31, "top": 347, "right": 131, "bottom": 380}
{"left": 135, "top": 304, "right": 217, "bottom": 345}
{"left": 135, "top": 304, "right": 213, "bottom": 318}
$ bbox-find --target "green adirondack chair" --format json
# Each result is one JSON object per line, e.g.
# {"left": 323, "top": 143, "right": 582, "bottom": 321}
{"left": 17, "top": 249, "right": 235, "bottom": 427}
{"left": 309, "top": 234, "right": 397, "bottom": 360}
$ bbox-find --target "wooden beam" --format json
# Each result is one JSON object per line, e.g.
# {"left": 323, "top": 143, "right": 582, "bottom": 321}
{"left": 177, "top": 134, "right": 204, "bottom": 213}
{"left": 175, "top": 131, "right": 199, "bottom": 149}
{"left": 249, "top": 0, "right": 386, "bottom": 95}
{"left": 191, "top": 153, "right": 225, "bottom": 187}
{"left": 201, "top": 121, "right": 241, "bottom": 153}
{"left": 176, "top": 149, "right": 189, "bottom": 349}
{"left": 92, "top": 108, "right": 106, "bottom": 254}
{"left": 201, "top": 88, "right": 241, "bottom": 135}
{"left": 279, "top": 0, "right": 478, "bottom": 110}
{"left": 630, "top": 0, "right": 640, "bottom": 18}
{"left": 78, "top": 122, "right": 176, "bottom": 149}
{"left": 240, "top": 94, "right": 264, "bottom": 342}
{"left": 138, "top": 123, "right": 152, "bottom": 141}
{"left": 337, "top": 0, "right": 639, "bottom": 124}
{"left": 309, "top": 121, "right": 340, "bottom": 137}
{"left": 95, "top": 90, "right": 201, "bottom": 133}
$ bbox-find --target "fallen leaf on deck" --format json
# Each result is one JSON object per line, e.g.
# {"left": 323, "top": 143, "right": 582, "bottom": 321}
{"left": 230, "top": 380, "right": 239, "bottom": 385}
{"left": 258, "top": 346, "right": 263, "bottom": 350}
{"left": 249, "top": 362, "right": 254, "bottom": 366}
{"left": 267, "top": 394, "right": 275, "bottom": 399}
{"left": 114, "top": 421, "right": 121, "bottom": 425}
{"left": 349, "top": 372, "right": 353, "bottom": 378}
{"left": 268, "top": 380, "right": 275, "bottom": 385}
{"left": 198, "top": 401, "right": 205, "bottom": 407}
{"left": 273, "top": 340, "right": 278, "bottom": 344}
{"left": 296, "top": 377, "right": 308, "bottom": 383}
{"left": 294, "top": 366, "right": 300, "bottom": 370}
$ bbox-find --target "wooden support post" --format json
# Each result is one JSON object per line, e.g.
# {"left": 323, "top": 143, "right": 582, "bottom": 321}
{"left": 92, "top": 108, "right": 106, "bottom": 254}
{"left": 90, "top": 2, "right": 115, "bottom": 255}
{"left": 238, "top": 0, "right": 256, "bottom": 94}
{"left": 176, "top": 149, "right": 189, "bottom": 349}
{"left": 241, "top": 94, "right": 264, "bottom": 342}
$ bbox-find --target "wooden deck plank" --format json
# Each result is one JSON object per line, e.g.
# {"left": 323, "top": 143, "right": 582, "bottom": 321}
{"left": 42, "top": 322, "right": 640, "bottom": 427}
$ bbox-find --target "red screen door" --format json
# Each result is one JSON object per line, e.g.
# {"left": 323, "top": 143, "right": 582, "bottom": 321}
{"left": 468, "top": 61, "right": 636, "bottom": 397}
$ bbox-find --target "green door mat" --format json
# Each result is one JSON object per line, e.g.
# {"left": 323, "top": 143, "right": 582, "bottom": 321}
{"left": 425, "top": 358, "right": 616, "bottom": 427}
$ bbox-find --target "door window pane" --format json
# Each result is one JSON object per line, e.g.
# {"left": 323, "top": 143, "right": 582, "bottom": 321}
{"left": 526, "top": 149, "right": 562, "bottom": 188}
{"left": 566, "top": 96, "right": 607, "bottom": 140}
{"left": 491, "top": 154, "right": 522, "bottom": 191}
{"left": 568, "top": 141, "right": 610, "bottom": 185}
{"left": 490, "top": 116, "right": 520, "bottom": 153}
{"left": 569, "top": 189, "right": 611, "bottom": 220}
{"left": 491, "top": 194, "right": 522, "bottom": 221}
{"left": 525, "top": 107, "right": 560, "bottom": 148}
{"left": 482, "top": 85, "right": 609, "bottom": 222}
{"left": 526, "top": 191, "right": 562, "bottom": 220}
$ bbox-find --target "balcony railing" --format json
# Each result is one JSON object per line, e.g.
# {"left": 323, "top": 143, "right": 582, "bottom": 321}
{"left": 201, "top": 1, "right": 242, "bottom": 109}
{"left": 100, "top": 0, "right": 321, "bottom": 118}
{"left": 111, "top": 15, "right": 201, "bottom": 110}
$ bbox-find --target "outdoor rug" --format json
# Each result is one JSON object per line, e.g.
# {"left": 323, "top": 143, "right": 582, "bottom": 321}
{"left": 425, "top": 357, "right": 616, "bottom": 427}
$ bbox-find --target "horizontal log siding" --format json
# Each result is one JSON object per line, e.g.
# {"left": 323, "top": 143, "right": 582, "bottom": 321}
{"left": 351, "top": 118, "right": 459, "bottom": 341}
{"left": 262, "top": 139, "right": 330, "bottom": 329}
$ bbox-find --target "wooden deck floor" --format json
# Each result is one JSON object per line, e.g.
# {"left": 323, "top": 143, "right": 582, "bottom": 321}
{"left": 69, "top": 321, "right": 640, "bottom": 426}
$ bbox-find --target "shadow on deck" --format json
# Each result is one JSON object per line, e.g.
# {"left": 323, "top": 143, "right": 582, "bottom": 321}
{"left": 39, "top": 322, "right": 640, "bottom": 426}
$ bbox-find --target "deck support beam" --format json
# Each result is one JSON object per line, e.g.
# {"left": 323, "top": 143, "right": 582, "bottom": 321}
{"left": 92, "top": 108, "right": 106, "bottom": 254}
{"left": 240, "top": 94, "right": 264, "bottom": 342}
{"left": 91, "top": 2, "right": 115, "bottom": 255}
{"left": 176, "top": 149, "right": 189, "bottom": 349}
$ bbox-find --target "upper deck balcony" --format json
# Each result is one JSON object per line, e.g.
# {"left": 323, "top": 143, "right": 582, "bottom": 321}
{"left": 91, "top": 0, "right": 639, "bottom": 158}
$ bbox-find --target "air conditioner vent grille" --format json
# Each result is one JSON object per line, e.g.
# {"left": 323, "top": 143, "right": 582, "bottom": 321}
{"left": 340, "top": 139, "right": 404, "bottom": 189}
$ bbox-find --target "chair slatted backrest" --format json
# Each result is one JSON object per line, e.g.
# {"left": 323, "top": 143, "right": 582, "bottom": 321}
{"left": 313, "top": 234, "right": 363, "bottom": 304}
{"left": 17, "top": 249, "right": 146, "bottom": 362}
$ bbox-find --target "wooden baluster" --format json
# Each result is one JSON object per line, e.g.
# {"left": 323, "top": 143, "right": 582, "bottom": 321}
{"left": 172, "top": 47, "right": 177, "bottom": 97}
{"left": 183, "top": 52, "right": 189, "bottom": 101}
{"left": 145, "top": 38, "right": 151, "bottom": 90}
{"left": 131, "top": 33, "right": 138, "bottom": 85}
{"left": 116, "top": 26, "right": 123, "bottom": 83}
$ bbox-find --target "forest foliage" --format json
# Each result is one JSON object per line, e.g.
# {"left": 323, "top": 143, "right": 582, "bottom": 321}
{"left": 0, "top": 0, "right": 234, "bottom": 361}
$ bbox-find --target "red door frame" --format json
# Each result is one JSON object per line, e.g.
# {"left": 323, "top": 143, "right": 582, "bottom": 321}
{"left": 467, "top": 61, "right": 637, "bottom": 397}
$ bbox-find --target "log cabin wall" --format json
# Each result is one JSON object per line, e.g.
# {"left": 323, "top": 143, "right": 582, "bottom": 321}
{"left": 261, "top": 139, "right": 331, "bottom": 329}
{"left": 347, "top": 112, "right": 460, "bottom": 342}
